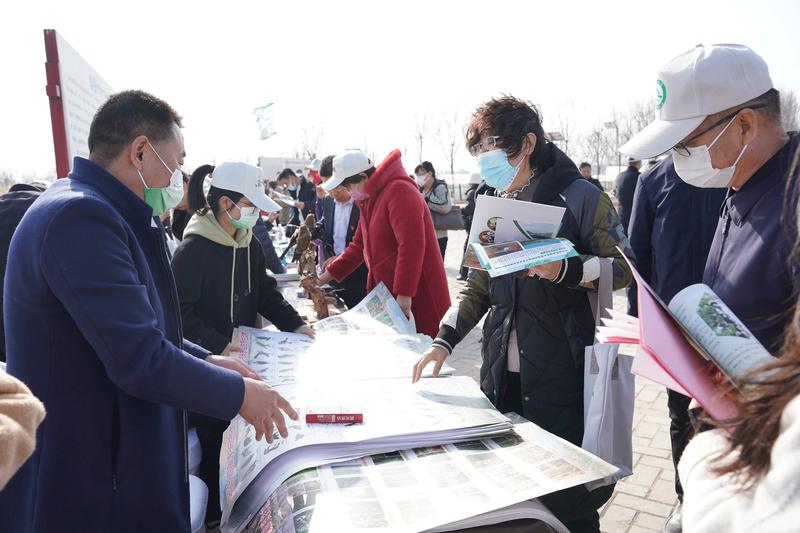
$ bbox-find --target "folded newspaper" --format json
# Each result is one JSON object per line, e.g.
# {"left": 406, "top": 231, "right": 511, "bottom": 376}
{"left": 240, "top": 417, "right": 616, "bottom": 533}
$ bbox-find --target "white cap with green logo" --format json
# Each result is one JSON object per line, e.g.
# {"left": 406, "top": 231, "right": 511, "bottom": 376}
{"left": 621, "top": 43, "right": 773, "bottom": 159}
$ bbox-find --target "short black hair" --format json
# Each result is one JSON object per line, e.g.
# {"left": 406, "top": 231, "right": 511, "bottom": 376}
{"left": 579, "top": 162, "right": 591, "bottom": 170}
{"left": 320, "top": 155, "right": 335, "bottom": 179}
{"left": 88, "top": 90, "right": 183, "bottom": 165}
{"left": 341, "top": 167, "right": 376, "bottom": 188}
{"left": 414, "top": 161, "right": 436, "bottom": 177}
{"left": 277, "top": 168, "right": 296, "bottom": 181}
{"left": 466, "top": 95, "right": 548, "bottom": 171}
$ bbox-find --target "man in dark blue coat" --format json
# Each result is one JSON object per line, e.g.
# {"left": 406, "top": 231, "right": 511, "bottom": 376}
{"left": 0, "top": 90, "right": 297, "bottom": 532}
{"left": 628, "top": 155, "right": 725, "bottom": 520}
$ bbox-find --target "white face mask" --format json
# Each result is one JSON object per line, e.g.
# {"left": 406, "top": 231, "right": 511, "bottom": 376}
{"left": 673, "top": 116, "right": 748, "bottom": 188}
{"left": 415, "top": 174, "right": 428, "bottom": 186}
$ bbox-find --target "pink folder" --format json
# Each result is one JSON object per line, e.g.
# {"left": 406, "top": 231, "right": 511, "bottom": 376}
{"left": 627, "top": 261, "right": 736, "bottom": 421}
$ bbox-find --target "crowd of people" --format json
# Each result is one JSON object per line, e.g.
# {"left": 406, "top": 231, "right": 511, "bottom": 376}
{"left": 0, "top": 42, "right": 798, "bottom": 533}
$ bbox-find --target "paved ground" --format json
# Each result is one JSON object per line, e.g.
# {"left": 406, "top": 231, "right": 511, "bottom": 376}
{"left": 441, "top": 231, "right": 677, "bottom": 533}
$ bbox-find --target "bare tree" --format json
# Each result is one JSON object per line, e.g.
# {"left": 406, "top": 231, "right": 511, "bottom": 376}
{"left": 555, "top": 103, "right": 577, "bottom": 158}
{"left": 0, "top": 169, "right": 13, "bottom": 194}
{"left": 437, "top": 111, "right": 463, "bottom": 182}
{"left": 413, "top": 112, "right": 431, "bottom": 162}
{"left": 300, "top": 126, "right": 324, "bottom": 160}
{"left": 781, "top": 89, "right": 800, "bottom": 132}
{"left": 579, "top": 126, "right": 615, "bottom": 177}
{"left": 619, "top": 99, "right": 655, "bottom": 145}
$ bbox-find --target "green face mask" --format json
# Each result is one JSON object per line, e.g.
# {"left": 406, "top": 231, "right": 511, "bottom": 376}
{"left": 227, "top": 204, "right": 259, "bottom": 230}
{"left": 138, "top": 143, "right": 184, "bottom": 217}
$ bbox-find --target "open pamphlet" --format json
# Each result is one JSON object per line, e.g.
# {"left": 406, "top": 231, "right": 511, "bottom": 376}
{"left": 596, "top": 253, "right": 775, "bottom": 420}
{"left": 239, "top": 417, "right": 615, "bottom": 533}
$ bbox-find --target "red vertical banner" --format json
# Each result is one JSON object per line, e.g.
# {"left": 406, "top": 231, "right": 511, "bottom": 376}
{"left": 43, "top": 29, "right": 70, "bottom": 179}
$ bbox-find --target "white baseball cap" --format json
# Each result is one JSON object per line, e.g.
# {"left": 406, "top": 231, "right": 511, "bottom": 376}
{"left": 211, "top": 162, "right": 281, "bottom": 213}
{"left": 620, "top": 44, "right": 773, "bottom": 159}
{"left": 322, "top": 150, "right": 374, "bottom": 191}
{"left": 305, "top": 158, "right": 321, "bottom": 172}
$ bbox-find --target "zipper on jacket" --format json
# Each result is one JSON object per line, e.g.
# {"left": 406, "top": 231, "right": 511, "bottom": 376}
{"left": 711, "top": 202, "right": 733, "bottom": 287}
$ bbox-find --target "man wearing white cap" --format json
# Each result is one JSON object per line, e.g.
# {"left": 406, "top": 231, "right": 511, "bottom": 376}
{"left": 621, "top": 43, "right": 797, "bottom": 353}
{"left": 621, "top": 43, "right": 799, "bottom": 533}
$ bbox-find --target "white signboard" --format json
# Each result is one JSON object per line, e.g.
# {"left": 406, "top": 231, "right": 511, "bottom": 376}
{"left": 55, "top": 32, "right": 114, "bottom": 170}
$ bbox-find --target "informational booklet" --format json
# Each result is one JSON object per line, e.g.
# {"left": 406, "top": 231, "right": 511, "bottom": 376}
{"left": 466, "top": 195, "right": 565, "bottom": 250}
{"left": 470, "top": 238, "right": 578, "bottom": 278}
{"left": 239, "top": 419, "right": 614, "bottom": 533}
{"left": 596, "top": 252, "right": 775, "bottom": 419}
{"left": 272, "top": 190, "right": 299, "bottom": 208}
{"left": 312, "top": 282, "right": 417, "bottom": 337}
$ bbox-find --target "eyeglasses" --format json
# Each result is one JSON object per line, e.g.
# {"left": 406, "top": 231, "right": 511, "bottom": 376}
{"left": 671, "top": 104, "right": 766, "bottom": 157}
{"left": 235, "top": 203, "right": 259, "bottom": 216}
{"left": 469, "top": 135, "right": 503, "bottom": 157}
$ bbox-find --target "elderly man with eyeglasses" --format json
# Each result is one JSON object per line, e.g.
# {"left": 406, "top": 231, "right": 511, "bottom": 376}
{"left": 621, "top": 43, "right": 799, "bottom": 533}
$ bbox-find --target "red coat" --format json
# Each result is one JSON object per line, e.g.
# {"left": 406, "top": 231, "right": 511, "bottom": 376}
{"left": 326, "top": 149, "right": 451, "bottom": 338}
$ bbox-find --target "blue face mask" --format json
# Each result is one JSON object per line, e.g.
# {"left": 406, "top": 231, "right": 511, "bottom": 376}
{"left": 477, "top": 149, "right": 523, "bottom": 192}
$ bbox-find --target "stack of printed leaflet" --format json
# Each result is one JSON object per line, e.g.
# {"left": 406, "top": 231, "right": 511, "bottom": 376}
{"left": 462, "top": 195, "right": 577, "bottom": 278}
{"left": 220, "top": 284, "right": 616, "bottom": 532}
{"left": 238, "top": 413, "right": 617, "bottom": 533}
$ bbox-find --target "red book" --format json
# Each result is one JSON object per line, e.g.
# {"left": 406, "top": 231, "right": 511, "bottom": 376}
{"left": 305, "top": 413, "right": 363, "bottom": 424}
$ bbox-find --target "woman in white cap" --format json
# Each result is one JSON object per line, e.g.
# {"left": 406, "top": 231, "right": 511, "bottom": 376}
{"left": 171, "top": 162, "right": 313, "bottom": 530}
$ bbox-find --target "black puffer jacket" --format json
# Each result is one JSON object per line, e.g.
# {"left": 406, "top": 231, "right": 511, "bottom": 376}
{"left": 436, "top": 143, "right": 633, "bottom": 446}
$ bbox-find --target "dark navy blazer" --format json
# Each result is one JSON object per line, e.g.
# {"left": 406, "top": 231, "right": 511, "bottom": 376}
{"left": 0, "top": 157, "right": 245, "bottom": 532}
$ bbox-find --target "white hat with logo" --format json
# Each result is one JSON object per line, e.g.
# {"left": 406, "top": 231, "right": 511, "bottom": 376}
{"left": 211, "top": 162, "right": 281, "bottom": 212}
{"left": 322, "top": 150, "right": 374, "bottom": 191}
{"left": 620, "top": 43, "right": 773, "bottom": 159}
{"left": 305, "top": 158, "right": 321, "bottom": 172}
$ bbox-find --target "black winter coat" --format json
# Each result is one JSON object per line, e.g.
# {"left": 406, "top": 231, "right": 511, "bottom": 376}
{"left": 171, "top": 234, "right": 304, "bottom": 354}
{"left": 0, "top": 186, "right": 43, "bottom": 360}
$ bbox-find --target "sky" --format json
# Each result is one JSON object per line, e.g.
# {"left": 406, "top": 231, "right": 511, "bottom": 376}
{"left": 2, "top": 0, "right": 799, "bottom": 180}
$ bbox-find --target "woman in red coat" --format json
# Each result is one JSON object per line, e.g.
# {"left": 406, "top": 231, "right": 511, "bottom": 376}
{"left": 318, "top": 149, "right": 450, "bottom": 338}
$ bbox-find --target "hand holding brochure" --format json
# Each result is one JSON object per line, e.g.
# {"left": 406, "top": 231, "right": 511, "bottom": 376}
{"left": 596, "top": 251, "right": 775, "bottom": 420}
{"left": 471, "top": 238, "right": 578, "bottom": 278}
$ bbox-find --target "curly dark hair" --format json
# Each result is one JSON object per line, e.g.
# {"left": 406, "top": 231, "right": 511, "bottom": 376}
{"left": 465, "top": 95, "right": 548, "bottom": 170}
